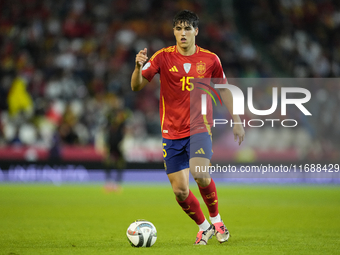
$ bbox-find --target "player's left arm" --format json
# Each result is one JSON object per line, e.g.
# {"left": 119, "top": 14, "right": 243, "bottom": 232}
{"left": 212, "top": 55, "right": 245, "bottom": 145}
{"left": 218, "top": 87, "right": 245, "bottom": 145}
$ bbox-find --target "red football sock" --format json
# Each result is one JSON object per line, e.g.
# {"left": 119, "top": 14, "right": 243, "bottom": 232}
{"left": 198, "top": 178, "right": 219, "bottom": 217}
{"left": 176, "top": 190, "right": 205, "bottom": 225}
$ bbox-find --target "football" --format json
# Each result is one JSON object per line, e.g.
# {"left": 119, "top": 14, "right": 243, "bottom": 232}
{"left": 126, "top": 220, "right": 157, "bottom": 247}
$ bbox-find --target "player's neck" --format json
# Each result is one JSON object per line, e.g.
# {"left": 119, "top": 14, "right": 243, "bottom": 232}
{"left": 177, "top": 44, "right": 196, "bottom": 56}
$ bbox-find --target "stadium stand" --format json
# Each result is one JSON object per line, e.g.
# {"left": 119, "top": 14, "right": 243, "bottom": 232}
{"left": 0, "top": 0, "right": 339, "bottom": 164}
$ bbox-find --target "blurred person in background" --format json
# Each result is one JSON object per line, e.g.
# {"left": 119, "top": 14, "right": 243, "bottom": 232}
{"left": 0, "top": 76, "right": 10, "bottom": 145}
{"left": 58, "top": 104, "right": 79, "bottom": 145}
{"left": 103, "top": 96, "right": 130, "bottom": 193}
{"left": 7, "top": 74, "right": 34, "bottom": 118}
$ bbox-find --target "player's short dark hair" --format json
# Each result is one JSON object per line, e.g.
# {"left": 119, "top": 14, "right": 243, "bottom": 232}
{"left": 173, "top": 10, "right": 199, "bottom": 28}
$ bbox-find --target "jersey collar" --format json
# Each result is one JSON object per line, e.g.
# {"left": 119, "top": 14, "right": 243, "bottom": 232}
{"left": 175, "top": 45, "right": 200, "bottom": 55}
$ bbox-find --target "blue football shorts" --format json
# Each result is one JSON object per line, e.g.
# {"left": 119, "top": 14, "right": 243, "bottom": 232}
{"left": 162, "top": 132, "right": 213, "bottom": 175}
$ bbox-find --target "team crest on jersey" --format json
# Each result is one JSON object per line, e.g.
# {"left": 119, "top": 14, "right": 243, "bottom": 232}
{"left": 196, "top": 61, "right": 206, "bottom": 75}
{"left": 183, "top": 63, "right": 191, "bottom": 74}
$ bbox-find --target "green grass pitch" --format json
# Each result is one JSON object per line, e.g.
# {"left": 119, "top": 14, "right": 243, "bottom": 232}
{"left": 0, "top": 183, "right": 340, "bottom": 255}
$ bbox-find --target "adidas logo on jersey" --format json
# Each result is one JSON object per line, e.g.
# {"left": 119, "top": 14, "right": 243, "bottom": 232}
{"left": 169, "top": 66, "right": 178, "bottom": 72}
{"left": 195, "top": 148, "right": 205, "bottom": 154}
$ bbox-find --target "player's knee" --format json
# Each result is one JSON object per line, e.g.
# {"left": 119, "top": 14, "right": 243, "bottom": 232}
{"left": 173, "top": 187, "right": 189, "bottom": 201}
{"left": 194, "top": 177, "right": 211, "bottom": 188}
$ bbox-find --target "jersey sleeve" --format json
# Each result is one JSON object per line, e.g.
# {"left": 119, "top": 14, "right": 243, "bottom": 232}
{"left": 212, "top": 54, "right": 227, "bottom": 84}
{"left": 141, "top": 49, "right": 163, "bottom": 82}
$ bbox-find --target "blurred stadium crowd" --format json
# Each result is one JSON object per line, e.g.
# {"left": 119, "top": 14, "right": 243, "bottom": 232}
{"left": 235, "top": 0, "right": 340, "bottom": 77}
{"left": 0, "top": 0, "right": 339, "bottom": 162}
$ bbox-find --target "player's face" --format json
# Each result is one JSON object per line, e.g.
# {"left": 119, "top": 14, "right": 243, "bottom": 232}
{"left": 173, "top": 22, "right": 198, "bottom": 50}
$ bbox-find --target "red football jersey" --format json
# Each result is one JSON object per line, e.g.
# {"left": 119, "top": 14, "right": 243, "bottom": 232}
{"left": 142, "top": 45, "right": 226, "bottom": 139}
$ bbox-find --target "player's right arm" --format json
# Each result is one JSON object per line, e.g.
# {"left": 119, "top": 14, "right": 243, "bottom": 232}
{"left": 131, "top": 48, "right": 149, "bottom": 91}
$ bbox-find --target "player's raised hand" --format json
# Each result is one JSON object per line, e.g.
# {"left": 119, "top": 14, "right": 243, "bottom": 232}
{"left": 233, "top": 124, "right": 245, "bottom": 146}
{"left": 136, "top": 48, "right": 148, "bottom": 68}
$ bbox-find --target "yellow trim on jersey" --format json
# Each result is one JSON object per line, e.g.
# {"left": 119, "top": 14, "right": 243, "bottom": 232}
{"left": 164, "top": 46, "right": 175, "bottom": 52}
{"left": 150, "top": 46, "right": 176, "bottom": 62}
{"left": 161, "top": 96, "right": 165, "bottom": 132}
{"left": 200, "top": 47, "right": 222, "bottom": 65}
{"left": 199, "top": 48, "right": 216, "bottom": 55}
{"left": 150, "top": 49, "right": 164, "bottom": 61}
{"left": 203, "top": 114, "right": 212, "bottom": 136}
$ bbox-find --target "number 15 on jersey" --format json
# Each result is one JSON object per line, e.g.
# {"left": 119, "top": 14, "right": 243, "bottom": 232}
{"left": 180, "top": 76, "right": 194, "bottom": 91}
